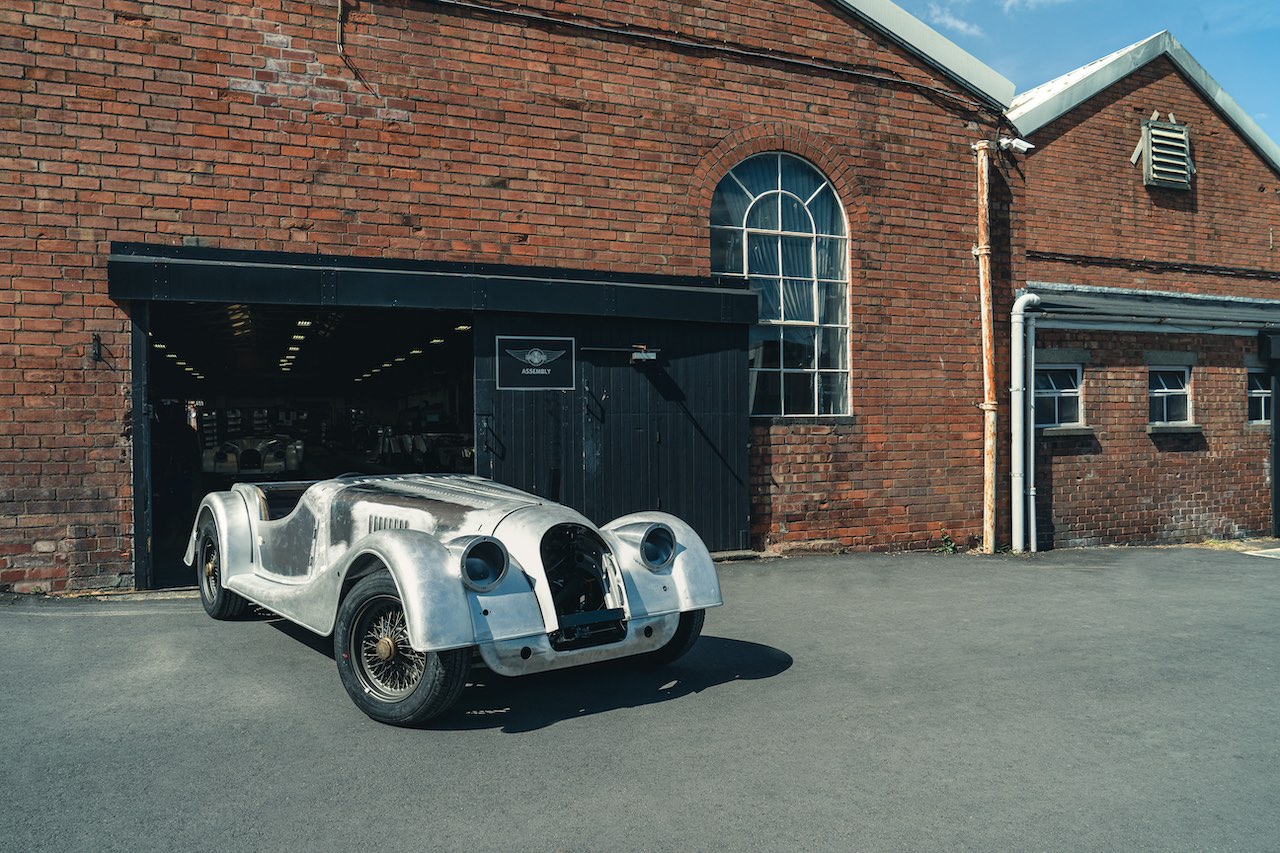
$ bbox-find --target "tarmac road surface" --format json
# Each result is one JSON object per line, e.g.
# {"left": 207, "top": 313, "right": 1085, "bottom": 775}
{"left": 2, "top": 544, "right": 1278, "bottom": 852}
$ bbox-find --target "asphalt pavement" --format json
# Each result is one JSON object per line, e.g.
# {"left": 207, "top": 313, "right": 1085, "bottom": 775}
{"left": 2, "top": 545, "right": 1278, "bottom": 852}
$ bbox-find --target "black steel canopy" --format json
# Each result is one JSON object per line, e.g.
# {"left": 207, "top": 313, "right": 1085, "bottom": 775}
{"left": 1028, "top": 282, "right": 1280, "bottom": 332}
{"left": 109, "top": 242, "right": 757, "bottom": 325}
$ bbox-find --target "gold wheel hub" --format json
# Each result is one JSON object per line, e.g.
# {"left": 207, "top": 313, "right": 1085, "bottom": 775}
{"left": 375, "top": 636, "right": 397, "bottom": 662}
{"left": 204, "top": 558, "right": 216, "bottom": 580}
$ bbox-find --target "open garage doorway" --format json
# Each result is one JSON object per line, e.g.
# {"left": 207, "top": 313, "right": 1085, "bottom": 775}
{"left": 143, "top": 302, "right": 475, "bottom": 588}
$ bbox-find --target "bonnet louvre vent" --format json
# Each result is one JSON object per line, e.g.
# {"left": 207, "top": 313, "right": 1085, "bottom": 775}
{"left": 369, "top": 515, "right": 409, "bottom": 533}
{"left": 1141, "top": 120, "right": 1193, "bottom": 190}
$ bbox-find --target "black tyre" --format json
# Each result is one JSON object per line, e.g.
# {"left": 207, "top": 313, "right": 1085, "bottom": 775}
{"left": 334, "top": 571, "right": 469, "bottom": 726}
{"left": 635, "top": 609, "right": 705, "bottom": 669}
{"left": 196, "top": 515, "right": 248, "bottom": 620}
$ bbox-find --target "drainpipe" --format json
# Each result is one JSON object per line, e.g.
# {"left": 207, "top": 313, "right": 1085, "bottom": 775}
{"left": 973, "top": 141, "right": 997, "bottom": 553}
{"left": 1010, "top": 293, "right": 1041, "bottom": 553}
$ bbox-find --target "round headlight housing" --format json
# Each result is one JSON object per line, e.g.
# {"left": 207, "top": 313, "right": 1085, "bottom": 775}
{"left": 461, "top": 537, "right": 508, "bottom": 593}
{"left": 639, "top": 523, "right": 676, "bottom": 570}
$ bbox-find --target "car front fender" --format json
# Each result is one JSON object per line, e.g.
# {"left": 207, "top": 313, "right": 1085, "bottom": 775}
{"left": 334, "top": 530, "right": 476, "bottom": 653}
{"left": 601, "top": 512, "right": 723, "bottom": 617}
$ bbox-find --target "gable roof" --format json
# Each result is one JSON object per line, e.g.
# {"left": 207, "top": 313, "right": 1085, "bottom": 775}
{"left": 1007, "top": 31, "right": 1280, "bottom": 175}
{"left": 831, "top": 0, "right": 1014, "bottom": 109}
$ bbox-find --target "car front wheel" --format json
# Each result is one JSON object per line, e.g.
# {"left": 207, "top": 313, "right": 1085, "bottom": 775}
{"left": 334, "top": 571, "right": 468, "bottom": 726}
{"left": 635, "top": 608, "right": 705, "bottom": 669}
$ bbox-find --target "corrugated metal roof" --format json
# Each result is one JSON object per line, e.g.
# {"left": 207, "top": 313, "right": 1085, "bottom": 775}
{"left": 1006, "top": 31, "right": 1280, "bottom": 177}
{"left": 830, "top": 0, "right": 1014, "bottom": 108}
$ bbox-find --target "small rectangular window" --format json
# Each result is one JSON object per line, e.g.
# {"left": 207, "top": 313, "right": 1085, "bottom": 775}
{"left": 1149, "top": 368, "right": 1191, "bottom": 424}
{"left": 1034, "top": 365, "right": 1083, "bottom": 427}
{"left": 1248, "top": 370, "right": 1272, "bottom": 423}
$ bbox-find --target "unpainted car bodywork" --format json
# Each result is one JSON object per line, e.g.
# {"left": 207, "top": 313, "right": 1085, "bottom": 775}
{"left": 185, "top": 474, "right": 721, "bottom": 722}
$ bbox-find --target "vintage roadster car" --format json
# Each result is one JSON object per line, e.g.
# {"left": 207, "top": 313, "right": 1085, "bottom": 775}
{"left": 185, "top": 474, "right": 721, "bottom": 725}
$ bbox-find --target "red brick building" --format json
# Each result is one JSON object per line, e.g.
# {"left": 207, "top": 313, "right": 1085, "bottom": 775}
{"left": 2, "top": 0, "right": 1019, "bottom": 591}
{"left": 3, "top": 3, "right": 1277, "bottom": 594}
{"left": 1007, "top": 32, "right": 1280, "bottom": 549}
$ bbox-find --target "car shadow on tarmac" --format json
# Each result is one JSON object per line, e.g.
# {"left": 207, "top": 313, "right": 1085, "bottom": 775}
{"left": 445, "top": 637, "right": 794, "bottom": 733}
{"left": 265, "top": 618, "right": 792, "bottom": 733}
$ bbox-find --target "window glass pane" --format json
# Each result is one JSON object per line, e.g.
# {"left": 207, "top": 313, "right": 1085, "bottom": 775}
{"left": 749, "top": 325, "right": 780, "bottom": 369}
{"left": 780, "top": 236, "right": 812, "bottom": 278}
{"left": 808, "top": 184, "right": 845, "bottom": 236}
{"left": 783, "top": 372, "right": 815, "bottom": 415}
{"left": 1165, "top": 394, "right": 1188, "bottom": 422}
{"left": 710, "top": 181, "right": 751, "bottom": 227}
{"left": 1058, "top": 396, "right": 1079, "bottom": 425}
{"left": 750, "top": 278, "right": 781, "bottom": 322}
{"left": 750, "top": 370, "right": 780, "bottom": 416}
{"left": 747, "top": 234, "right": 779, "bottom": 276}
{"left": 815, "top": 237, "right": 847, "bottom": 281}
{"left": 745, "top": 195, "right": 780, "bottom": 230}
{"left": 733, "top": 154, "right": 779, "bottom": 196}
{"left": 1249, "top": 396, "right": 1264, "bottom": 422}
{"left": 818, "top": 372, "right": 848, "bottom": 415}
{"left": 781, "top": 195, "right": 813, "bottom": 233}
{"left": 818, "top": 327, "right": 847, "bottom": 370}
{"left": 710, "top": 228, "right": 743, "bottom": 275}
{"left": 818, "top": 281, "right": 846, "bottom": 326}
{"left": 1249, "top": 373, "right": 1269, "bottom": 393}
{"left": 1150, "top": 369, "right": 1185, "bottom": 391}
{"left": 780, "top": 155, "right": 824, "bottom": 201}
{"left": 782, "top": 327, "right": 816, "bottom": 369}
{"left": 1035, "top": 397, "right": 1056, "bottom": 426}
{"left": 1149, "top": 396, "right": 1164, "bottom": 422}
{"left": 1048, "top": 369, "right": 1078, "bottom": 391}
{"left": 1034, "top": 371, "right": 1054, "bottom": 391}
{"left": 782, "top": 279, "right": 815, "bottom": 323}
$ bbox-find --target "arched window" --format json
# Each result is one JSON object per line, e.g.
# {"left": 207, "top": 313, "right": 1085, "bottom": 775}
{"left": 711, "top": 153, "right": 849, "bottom": 416}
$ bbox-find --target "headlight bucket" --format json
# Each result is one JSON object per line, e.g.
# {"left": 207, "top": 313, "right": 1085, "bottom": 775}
{"left": 457, "top": 536, "right": 509, "bottom": 593}
{"left": 638, "top": 522, "right": 677, "bottom": 571}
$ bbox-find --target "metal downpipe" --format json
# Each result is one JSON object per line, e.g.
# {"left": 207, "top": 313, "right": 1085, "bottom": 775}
{"left": 1010, "top": 293, "right": 1040, "bottom": 553}
{"left": 973, "top": 141, "right": 997, "bottom": 553}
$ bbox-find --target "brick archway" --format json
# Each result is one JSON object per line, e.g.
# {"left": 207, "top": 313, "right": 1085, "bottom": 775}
{"left": 693, "top": 122, "right": 867, "bottom": 233}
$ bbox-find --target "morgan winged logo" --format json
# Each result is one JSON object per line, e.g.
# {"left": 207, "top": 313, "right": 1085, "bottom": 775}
{"left": 506, "top": 347, "right": 566, "bottom": 368}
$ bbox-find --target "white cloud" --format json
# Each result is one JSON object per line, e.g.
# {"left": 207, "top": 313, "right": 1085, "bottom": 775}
{"left": 927, "top": 2, "right": 984, "bottom": 37}
{"left": 1001, "top": 0, "right": 1077, "bottom": 13}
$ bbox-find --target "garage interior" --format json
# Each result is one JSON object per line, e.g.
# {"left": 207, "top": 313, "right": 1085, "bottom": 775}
{"left": 112, "top": 242, "right": 758, "bottom": 588}
{"left": 145, "top": 301, "right": 476, "bottom": 588}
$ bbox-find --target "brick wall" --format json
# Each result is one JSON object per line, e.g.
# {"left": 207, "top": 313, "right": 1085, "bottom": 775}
{"left": 1018, "top": 54, "right": 1280, "bottom": 547}
{"left": 1, "top": 0, "right": 1005, "bottom": 589}
{"left": 1021, "top": 56, "right": 1280, "bottom": 296}
{"left": 1033, "top": 331, "right": 1270, "bottom": 547}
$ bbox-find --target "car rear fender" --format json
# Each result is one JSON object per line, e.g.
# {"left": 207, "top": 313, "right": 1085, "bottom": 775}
{"left": 601, "top": 512, "right": 723, "bottom": 617}
{"left": 183, "top": 491, "right": 256, "bottom": 585}
{"left": 334, "top": 530, "right": 475, "bottom": 653}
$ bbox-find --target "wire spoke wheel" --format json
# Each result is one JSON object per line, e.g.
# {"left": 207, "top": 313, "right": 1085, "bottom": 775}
{"left": 195, "top": 516, "right": 247, "bottom": 620}
{"left": 350, "top": 594, "right": 427, "bottom": 701}
{"left": 200, "top": 533, "right": 220, "bottom": 601}
{"left": 334, "top": 572, "right": 470, "bottom": 726}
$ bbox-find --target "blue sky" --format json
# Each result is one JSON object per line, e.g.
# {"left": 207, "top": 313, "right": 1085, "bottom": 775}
{"left": 891, "top": 0, "right": 1279, "bottom": 143}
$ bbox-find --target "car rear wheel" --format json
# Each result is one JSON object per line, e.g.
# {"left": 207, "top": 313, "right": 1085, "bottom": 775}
{"left": 334, "top": 571, "right": 468, "bottom": 726}
{"left": 196, "top": 515, "right": 248, "bottom": 620}
{"left": 635, "top": 609, "right": 705, "bottom": 669}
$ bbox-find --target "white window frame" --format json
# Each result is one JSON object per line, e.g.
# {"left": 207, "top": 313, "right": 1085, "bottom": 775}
{"left": 1034, "top": 364, "right": 1083, "bottom": 428}
{"left": 1248, "top": 369, "right": 1272, "bottom": 424}
{"left": 710, "top": 152, "right": 849, "bottom": 418}
{"left": 1149, "top": 367, "right": 1192, "bottom": 425}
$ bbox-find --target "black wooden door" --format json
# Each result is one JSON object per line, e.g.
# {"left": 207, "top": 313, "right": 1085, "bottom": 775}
{"left": 475, "top": 313, "right": 748, "bottom": 551}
